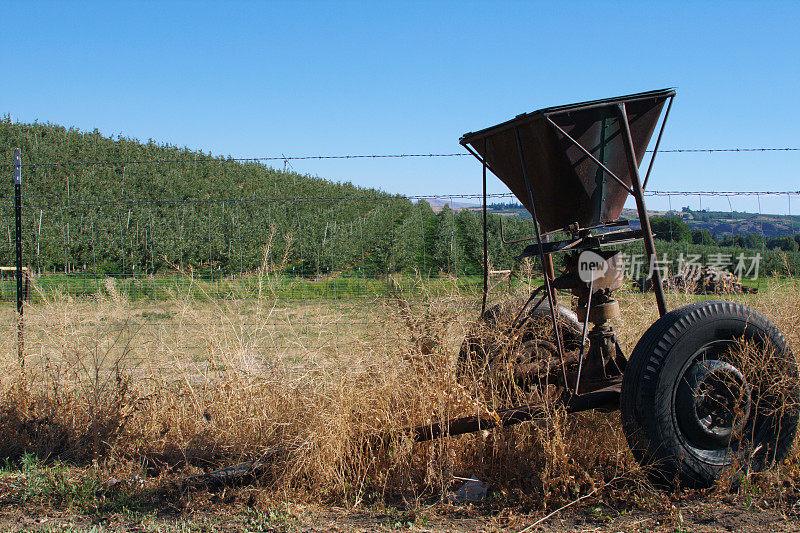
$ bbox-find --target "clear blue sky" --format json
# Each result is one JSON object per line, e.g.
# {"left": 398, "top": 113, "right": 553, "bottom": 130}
{"left": 2, "top": 1, "right": 799, "bottom": 214}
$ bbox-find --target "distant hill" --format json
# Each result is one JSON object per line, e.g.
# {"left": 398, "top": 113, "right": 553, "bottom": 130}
{"left": 0, "top": 117, "right": 539, "bottom": 277}
{"left": 665, "top": 207, "right": 800, "bottom": 238}
{"left": 426, "top": 197, "right": 480, "bottom": 212}
{"left": 486, "top": 201, "right": 800, "bottom": 239}
{"left": 484, "top": 202, "right": 531, "bottom": 219}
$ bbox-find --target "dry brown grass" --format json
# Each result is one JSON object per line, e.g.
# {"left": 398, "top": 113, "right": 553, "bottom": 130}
{"left": 0, "top": 264, "right": 798, "bottom": 510}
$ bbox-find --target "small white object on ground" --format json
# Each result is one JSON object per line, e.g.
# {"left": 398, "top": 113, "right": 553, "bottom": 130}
{"left": 447, "top": 477, "right": 488, "bottom": 503}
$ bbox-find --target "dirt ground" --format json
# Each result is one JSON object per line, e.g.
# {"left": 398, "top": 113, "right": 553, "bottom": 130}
{"left": 2, "top": 501, "right": 799, "bottom": 532}
{"left": 3, "top": 483, "right": 800, "bottom": 533}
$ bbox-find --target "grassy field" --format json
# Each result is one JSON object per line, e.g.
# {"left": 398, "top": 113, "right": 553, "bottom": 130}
{"left": 0, "top": 271, "right": 491, "bottom": 302}
{"left": 0, "top": 272, "right": 799, "bottom": 532}
{"left": 0, "top": 261, "right": 779, "bottom": 303}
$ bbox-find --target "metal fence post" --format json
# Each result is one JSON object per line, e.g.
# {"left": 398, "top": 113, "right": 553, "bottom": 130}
{"left": 14, "top": 148, "right": 23, "bottom": 365}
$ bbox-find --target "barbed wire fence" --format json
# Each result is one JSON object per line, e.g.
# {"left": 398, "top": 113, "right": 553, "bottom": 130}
{"left": 2, "top": 150, "right": 799, "bottom": 362}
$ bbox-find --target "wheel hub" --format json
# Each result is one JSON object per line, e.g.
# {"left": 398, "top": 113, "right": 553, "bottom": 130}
{"left": 676, "top": 359, "right": 752, "bottom": 447}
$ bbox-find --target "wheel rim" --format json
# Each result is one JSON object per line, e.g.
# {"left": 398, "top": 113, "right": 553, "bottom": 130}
{"left": 673, "top": 341, "right": 755, "bottom": 459}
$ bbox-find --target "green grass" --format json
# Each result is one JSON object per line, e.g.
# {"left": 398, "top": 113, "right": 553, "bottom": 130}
{"left": 0, "top": 271, "right": 491, "bottom": 302}
{"left": 5, "top": 453, "right": 146, "bottom": 516}
{"left": 0, "top": 266, "right": 786, "bottom": 305}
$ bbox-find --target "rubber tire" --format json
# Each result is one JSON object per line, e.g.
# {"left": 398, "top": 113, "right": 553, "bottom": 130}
{"left": 621, "top": 301, "right": 800, "bottom": 489}
{"left": 458, "top": 297, "right": 583, "bottom": 381}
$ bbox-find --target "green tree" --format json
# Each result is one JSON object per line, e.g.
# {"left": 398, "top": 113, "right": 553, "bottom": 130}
{"left": 454, "top": 209, "right": 482, "bottom": 275}
{"left": 691, "top": 228, "right": 715, "bottom": 246}
{"left": 650, "top": 215, "right": 692, "bottom": 242}
{"left": 767, "top": 236, "right": 799, "bottom": 252}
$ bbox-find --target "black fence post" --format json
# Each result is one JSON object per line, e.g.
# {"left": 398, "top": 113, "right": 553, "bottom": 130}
{"left": 14, "top": 148, "right": 23, "bottom": 365}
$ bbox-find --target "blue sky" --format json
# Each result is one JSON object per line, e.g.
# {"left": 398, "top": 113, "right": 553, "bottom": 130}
{"left": 2, "top": 1, "right": 799, "bottom": 214}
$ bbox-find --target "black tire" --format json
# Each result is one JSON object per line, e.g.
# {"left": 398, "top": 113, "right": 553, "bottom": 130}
{"left": 458, "top": 297, "right": 583, "bottom": 397}
{"left": 621, "top": 301, "right": 800, "bottom": 488}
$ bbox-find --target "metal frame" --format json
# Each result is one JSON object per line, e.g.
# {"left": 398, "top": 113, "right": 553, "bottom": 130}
{"left": 543, "top": 116, "right": 634, "bottom": 195}
{"left": 465, "top": 93, "right": 675, "bottom": 396}
{"left": 512, "top": 125, "right": 569, "bottom": 388}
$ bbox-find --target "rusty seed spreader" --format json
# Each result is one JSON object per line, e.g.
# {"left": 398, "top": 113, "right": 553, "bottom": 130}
{"left": 192, "top": 89, "right": 799, "bottom": 491}
{"left": 412, "top": 88, "right": 800, "bottom": 488}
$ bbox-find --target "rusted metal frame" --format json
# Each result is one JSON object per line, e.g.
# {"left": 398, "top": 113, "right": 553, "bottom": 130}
{"left": 459, "top": 90, "right": 674, "bottom": 144}
{"left": 481, "top": 139, "right": 489, "bottom": 315}
{"left": 617, "top": 103, "right": 667, "bottom": 316}
{"left": 542, "top": 241, "right": 557, "bottom": 295}
{"left": 538, "top": 91, "right": 673, "bottom": 117}
{"left": 573, "top": 276, "right": 593, "bottom": 395}
{"left": 541, "top": 236, "right": 558, "bottom": 323}
{"left": 500, "top": 218, "right": 630, "bottom": 246}
{"left": 596, "top": 117, "right": 608, "bottom": 223}
{"left": 513, "top": 126, "right": 570, "bottom": 391}
{"left": 413, "top": 401, "right": 549, "bottom": 441}
{"left": 544, "top": 116, "right": 635, "bottom": 195}
{"left": 518, "top": 229, "right": 644, "bottom": 259}
{"left": 642, "top": 95, "right": 675, "bottom": 190}
{"left": 510, "top": 284, "right": 547, "bottom": 329}
{"left": 412, "top": 386, "right": 621, "bottom": 441}
{"left": 517, "top": 237, "right": 584, "bottom": 259}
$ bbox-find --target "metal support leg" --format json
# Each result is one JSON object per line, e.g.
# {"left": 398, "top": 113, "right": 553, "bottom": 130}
{"left": 617, "top": 104, "right": 667, "bottom": 316}
{"left": 513, "top": 126, "right": 569, "bottom": 388}
{"left": 481, "top": 139, "right": 489, "bottom": 315}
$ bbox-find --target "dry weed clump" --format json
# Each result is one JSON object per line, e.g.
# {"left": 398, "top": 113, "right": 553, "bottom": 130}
{"left": 0, "top": 261, "right": 798, "bottom": 509}
{"left": 0, "top": 285, "right": 140, "bottom": 462}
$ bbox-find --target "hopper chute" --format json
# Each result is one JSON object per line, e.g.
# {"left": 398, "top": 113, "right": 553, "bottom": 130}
{"left": 460, "top": 89, "right": 675, "bottom": 233}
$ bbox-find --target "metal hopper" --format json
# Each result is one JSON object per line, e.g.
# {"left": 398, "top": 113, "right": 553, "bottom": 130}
{"left": 460, "top": 89, "right": 675, "bottom": 233}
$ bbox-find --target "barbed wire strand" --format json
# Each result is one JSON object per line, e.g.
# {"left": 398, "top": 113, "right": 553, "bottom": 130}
{"left": 4, "top": 191, "right": 800, "bottom": 209}
{"left": 3, "top": 147, "right": 800, "bottom": 168}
